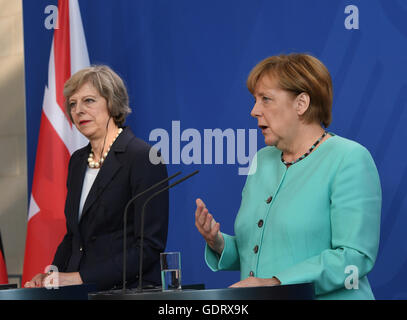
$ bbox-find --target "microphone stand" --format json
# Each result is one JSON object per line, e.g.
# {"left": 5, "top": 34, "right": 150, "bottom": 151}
{"left": 137, "top": 170, "right": 199, "bottom": 292}
{"left": 122, "top": 171, "right": 181, "bottom": 292}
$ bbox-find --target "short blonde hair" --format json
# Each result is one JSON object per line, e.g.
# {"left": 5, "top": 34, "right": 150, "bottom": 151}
{"left": 64, "top": 65, "right": 131, "bottom": 126}
{"left": 247, "top": 53, "right": 333, "bottom": 127}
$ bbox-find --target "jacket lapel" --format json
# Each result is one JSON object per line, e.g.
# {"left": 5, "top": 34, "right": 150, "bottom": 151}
{"left": 79, "top": 154, "right": 121, "bottom": 221}
{"left": 79, "top": 127, "right": 132, "bottom": 222}
{"left": 69, "top": 146, "right": 89, "bottom": 225}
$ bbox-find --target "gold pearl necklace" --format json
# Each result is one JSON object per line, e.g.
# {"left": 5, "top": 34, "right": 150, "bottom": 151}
{"left": 88, "top": 128, "right": 123, "bottom": 168}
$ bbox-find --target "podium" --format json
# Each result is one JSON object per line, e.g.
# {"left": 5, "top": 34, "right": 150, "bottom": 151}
{"left": 89, "top": 283, "right": 315, "bottom": 300}
{"left": 0, "top": 284, "right": 96, "bottom": 300}
{"left": 0, "top": 283, "right": 314, "bottom": 300}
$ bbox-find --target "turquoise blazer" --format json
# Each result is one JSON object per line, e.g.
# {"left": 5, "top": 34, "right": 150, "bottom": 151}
{"left": 205, "top": 134, "right": 381, "bottom": 299}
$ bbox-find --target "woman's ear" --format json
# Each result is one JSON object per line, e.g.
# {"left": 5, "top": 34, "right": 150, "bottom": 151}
{"left": 295, "top": 92, "right": 310, "bottom": 116}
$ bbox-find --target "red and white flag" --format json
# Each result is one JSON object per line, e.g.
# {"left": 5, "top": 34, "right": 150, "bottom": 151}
{"left": 0, "top": 253, "right": 7, "bottom": 284}
{"left": 22, "top": 0, "right": 89, "bottom": 284}
{"left": 0, "top": 232, "right": 8, "bottom": 284}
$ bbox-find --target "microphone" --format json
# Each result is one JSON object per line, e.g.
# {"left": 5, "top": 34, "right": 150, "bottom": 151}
{"left": 122, "top": 171, "right": 181, "bottom": 292}
{"left": 136, "top": 170, "right": 199, "bottom": 292}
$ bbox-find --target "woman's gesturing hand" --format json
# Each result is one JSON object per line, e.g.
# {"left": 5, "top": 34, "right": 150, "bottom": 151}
{"left": 24, "top": 273, "right": 47, "bottom": 288}
{"left": 195, "top": 198, "right": 225, "bottom": 254}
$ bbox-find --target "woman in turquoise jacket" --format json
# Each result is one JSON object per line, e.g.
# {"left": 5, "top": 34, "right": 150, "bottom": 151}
{"left": 195, "top": 53, "right": 381, "bottom": 300}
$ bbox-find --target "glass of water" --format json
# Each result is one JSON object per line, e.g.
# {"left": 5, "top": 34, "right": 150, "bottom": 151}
{"left": 160, "top": 252, "right": 181, "bottom": 291}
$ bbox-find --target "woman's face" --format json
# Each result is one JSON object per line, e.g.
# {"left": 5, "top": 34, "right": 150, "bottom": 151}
{"left": 68, "top": 82, "right": 111, "bottom": 141}
{"left": 250, "top": 74, "right": 299, "bottom": 148}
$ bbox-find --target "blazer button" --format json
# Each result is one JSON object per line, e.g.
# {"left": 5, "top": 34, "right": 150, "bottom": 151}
{"left": 266, "top": 196, "right": 272, "bottom": 204}
{"left": 253, "top": 245, "right": 259, "bottom": 254}
{"left": 249, "top": 271, "right": 254, "bottom": 277}
{"left": 258, "top": 219, "right": 264, "bottom": 228}
{"left": 79, "top": 247, "right": 83, "bottom": 252}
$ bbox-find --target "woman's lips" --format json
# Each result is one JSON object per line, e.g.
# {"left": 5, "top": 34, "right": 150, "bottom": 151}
{"left": 259, "top": 125, "right": 268, "bottom": 133}
{"left": 79, "top": 120, "right": 91, "bottom": 125}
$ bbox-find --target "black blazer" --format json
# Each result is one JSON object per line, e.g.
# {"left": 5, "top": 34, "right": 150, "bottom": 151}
{"left": 52, "top": 127, "right": 169, "bottom": 290}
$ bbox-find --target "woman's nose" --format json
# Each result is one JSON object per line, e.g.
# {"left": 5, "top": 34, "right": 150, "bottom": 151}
{"left": 74, "top": 102, "right": 84, "bottom": 114}
{"left": 250, "top": 101, "right": 260, "bottom": 118}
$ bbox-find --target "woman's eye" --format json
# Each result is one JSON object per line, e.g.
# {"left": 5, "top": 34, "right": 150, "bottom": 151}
{"left": 262, "top": 96, "right": 271, "bottom": 102}
{"left": 85, "top": 98, "right": 95, "bottom": 103}
{"left": 69, "top": 102, "right": 76, "bottom": 108}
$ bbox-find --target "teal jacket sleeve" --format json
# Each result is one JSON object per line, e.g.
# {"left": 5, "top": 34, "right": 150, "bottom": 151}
{"left": 205, "top": 233, "right": 240, "bottom": 271}
{"left": 274, "top": 145, "right": 381, "bottom": 296}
